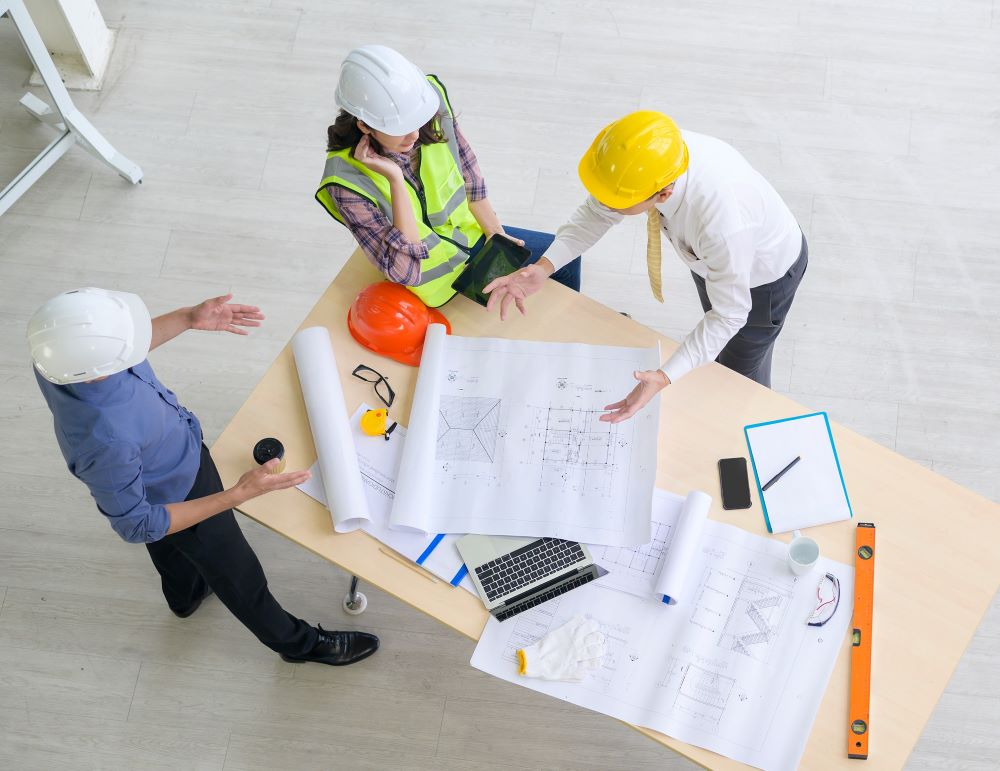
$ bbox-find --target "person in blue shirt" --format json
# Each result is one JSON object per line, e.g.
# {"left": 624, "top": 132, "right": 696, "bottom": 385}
{"left": 27, "top": 287, "right": 379, "bottom": 667}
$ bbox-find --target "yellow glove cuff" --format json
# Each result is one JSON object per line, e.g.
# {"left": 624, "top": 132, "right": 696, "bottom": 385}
{"left": 516, "top": 648, "right": 528, "bottom": 675}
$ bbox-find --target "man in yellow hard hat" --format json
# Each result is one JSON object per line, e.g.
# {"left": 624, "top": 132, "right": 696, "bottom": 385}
{"left": 485, "top": 111, "right": 807, "bottom": 422}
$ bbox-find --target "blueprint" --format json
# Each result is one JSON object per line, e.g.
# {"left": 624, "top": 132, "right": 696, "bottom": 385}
{"left": 594, "top": 490, "right": 710, "bottom": 604}
{"left": 298, "top": 404, "right": 474, "bottom": 594}
{"left": 390, "top": 324, "right": 661, "bottom": 546}
{"left": 292, "top": 327, "right": 370, "bottom": 531}
{"left": 472, "top": 495, "right": 854, "bottom": 771}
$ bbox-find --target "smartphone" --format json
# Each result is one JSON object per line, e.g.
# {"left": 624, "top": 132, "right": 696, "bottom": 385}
{"left": 718, "top": 457, "right": 752, "bottom": 510}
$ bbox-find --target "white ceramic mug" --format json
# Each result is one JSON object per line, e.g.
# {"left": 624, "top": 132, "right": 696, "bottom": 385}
{"left": 788, "top": 529, "right": 819, "bottom": 575}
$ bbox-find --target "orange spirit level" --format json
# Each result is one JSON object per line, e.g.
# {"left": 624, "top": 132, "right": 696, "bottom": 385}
{"left": 848, "top": 522, "right": 876, "bottom": 759}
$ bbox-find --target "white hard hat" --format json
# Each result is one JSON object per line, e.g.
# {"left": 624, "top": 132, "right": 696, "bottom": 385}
{"left": 27, "top": 287, "right": 153, "bottom": 385}
{"left": 334, "top": 45, "right": 439, "bottom": 135}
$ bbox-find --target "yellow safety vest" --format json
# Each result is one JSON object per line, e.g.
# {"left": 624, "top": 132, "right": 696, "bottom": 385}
{"left": 316, "top": 75, "right": 483, "bottom": 307}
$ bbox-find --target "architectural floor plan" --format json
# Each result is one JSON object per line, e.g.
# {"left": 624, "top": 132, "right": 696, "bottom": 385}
{"left": 390, "top": 324, "right": 661, "bottom": 546}
{"left": 436, "top": 395, "right": 502, "bottom": 463}
{"left": 472, "top": 491, "right": 854, "bottom": 771}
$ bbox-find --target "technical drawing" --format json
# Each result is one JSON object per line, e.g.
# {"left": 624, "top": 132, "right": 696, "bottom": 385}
{"left": 499, "top": 604, "right": 634, "bottom": 694}
{"left": 527, "top": 406, "right": 631, "bottom": 497}
{"left": 690, "top": 568, "right": 792, "bottom": 663}
{"left": 585, "top": 623, "right": 631, "bottom": 693}
{"left": 660, "top": 658, "right": 736, "bottom": 730}
{"left": 470, "top": 504, "right": 855, "bottom": 771}
{"left": 719, "top": 575, "right": 792, "bottom": 663}
{"left": 598, "top": 520, "right": 673, "bottom": 575}
{"left": 690, "top": 567, "right": 740, "bottom": 635}
{"left": 500, "top": 593, "right": 564, "bottom": 662}
{"left": 541, "top": 408, "right": 614, "bottom": 465}
{"left": 436, "top": 396, "right": 501, "bottom": 463}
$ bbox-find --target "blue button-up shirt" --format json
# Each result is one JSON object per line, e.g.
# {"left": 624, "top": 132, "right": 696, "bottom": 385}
{"left": 35, "top": 361, "right": 203, "bottom": 544}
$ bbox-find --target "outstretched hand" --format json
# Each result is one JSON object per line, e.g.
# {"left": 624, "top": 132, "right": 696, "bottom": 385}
{"left": 189, "top": 294, "right": 264, "bottom": 335}
{"left": 484, "top": 263, "right": 549, "bottom": 321}
{"left": 600, "top": 369, "right": 670, "bottom": 423}
{"left": 232, "top": 459, "right": 311, "bottom": 505}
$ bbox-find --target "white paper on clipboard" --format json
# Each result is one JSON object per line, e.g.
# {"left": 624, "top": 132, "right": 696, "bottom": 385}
{"left": 744, "top": 411, "right": 853, "bottom": 533}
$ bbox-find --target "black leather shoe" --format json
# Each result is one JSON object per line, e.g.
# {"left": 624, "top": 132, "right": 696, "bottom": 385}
{"left": 171, "top": 586, "right": 214, "bottom": 619}
{"left": 280, "top": 625, "right": 380, "bottom": 666}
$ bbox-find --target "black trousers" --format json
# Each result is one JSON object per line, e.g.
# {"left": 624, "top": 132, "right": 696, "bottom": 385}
{"left": 691, "top": 234, "right": 808, "bottom": 387}
{"left": 145, "top": 444, "right": 317, "bottom": 656}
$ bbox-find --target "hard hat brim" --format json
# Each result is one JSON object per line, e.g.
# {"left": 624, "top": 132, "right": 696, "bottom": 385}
{"left": 337, "top": 86, "right": 438, "bottom": 137}
{"left": 119, "top": 291, "right": 153, "bottom": 371}
{"left": 395, "top": 93, "right": 439, "bottom": 135}
{"left": 578, "top": 150, "right": 690, "bottom": 209}
{"left": 346, "top": 299, "right": 452, "bottom": 368}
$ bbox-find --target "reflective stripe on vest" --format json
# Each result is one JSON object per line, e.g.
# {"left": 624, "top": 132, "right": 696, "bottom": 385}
{"left": 416, "top": 252, "right": 469, "bottom": 284}
{"left": 315, "top": 75, "right": 483, "bottom": 307}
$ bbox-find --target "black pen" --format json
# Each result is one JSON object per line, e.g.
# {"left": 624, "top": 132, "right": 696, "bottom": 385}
{"left": 762, "top": 456, "right": 801, "bottom": 491}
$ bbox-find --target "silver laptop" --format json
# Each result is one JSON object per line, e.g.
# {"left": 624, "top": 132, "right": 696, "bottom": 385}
{"left": 456, "top": 534, "right": 606, "bottom": 621}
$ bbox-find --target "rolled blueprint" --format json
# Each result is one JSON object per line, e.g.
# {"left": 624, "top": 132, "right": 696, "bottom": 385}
{"left": 654, "top": 490, "right": 711, "bottom": 604}
{"left": 292, "top": 326, "right": 369, "bottom": 532}
{"left": 389, "top": 322, "right": 448, "bottom": 533}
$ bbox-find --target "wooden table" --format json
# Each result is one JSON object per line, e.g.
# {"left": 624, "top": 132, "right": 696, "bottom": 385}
{"left": 212, "top": 250, "right": 1000, "bottom": 770}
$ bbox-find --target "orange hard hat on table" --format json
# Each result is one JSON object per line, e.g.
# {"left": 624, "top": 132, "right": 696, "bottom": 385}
{"left": 347, "top": 281, "right": 451, "bottom": 367}
{"left": 578, "top": 111, "right": 689, "bottom": 209}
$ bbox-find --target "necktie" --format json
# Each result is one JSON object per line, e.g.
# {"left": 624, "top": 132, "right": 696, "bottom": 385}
{"left": 646, "top": 207, "right": 664, "bottom": 303}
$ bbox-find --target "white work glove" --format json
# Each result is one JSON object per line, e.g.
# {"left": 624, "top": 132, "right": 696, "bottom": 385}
{"left": 516, "top": 614, "right": 606, "bottom": 682}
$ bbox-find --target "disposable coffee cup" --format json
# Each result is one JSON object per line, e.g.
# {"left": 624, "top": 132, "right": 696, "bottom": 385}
{"left": 253, "top": 437, "right": 286, "bottom": 474}
{"left": 788, "top": 529, "right": 819, "bottom": 575}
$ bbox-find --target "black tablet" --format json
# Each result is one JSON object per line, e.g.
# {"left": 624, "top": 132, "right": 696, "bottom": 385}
{"left": 451, "top": 234, "right": 532, "bottom": 307}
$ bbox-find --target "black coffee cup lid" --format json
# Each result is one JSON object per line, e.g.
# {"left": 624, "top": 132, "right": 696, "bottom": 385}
{"left": 253, "top": 437, "right": 285, "bottom": 465}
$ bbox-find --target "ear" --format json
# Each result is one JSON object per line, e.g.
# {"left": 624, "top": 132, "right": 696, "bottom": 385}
{"left": 357, "top": 119, "right": 370, "bottom": 135}
{"left": 655, "top": 186, "right": 673, "bottom": 203}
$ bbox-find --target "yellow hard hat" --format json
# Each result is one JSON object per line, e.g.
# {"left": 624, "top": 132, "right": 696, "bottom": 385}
{"left": 578, "top": 111, "right": 689, "bottom": 209}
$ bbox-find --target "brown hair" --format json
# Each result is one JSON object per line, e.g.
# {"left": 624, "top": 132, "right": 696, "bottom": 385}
{"left": 326, "top": 110, "right": 447, "bottom": 153}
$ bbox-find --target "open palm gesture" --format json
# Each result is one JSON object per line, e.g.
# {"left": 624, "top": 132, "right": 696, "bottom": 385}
{"left": 189, "top": 294, "right": 264, "bottom": 335}
{"left": 600, "top": 369, "right": 670, "bottom": 423}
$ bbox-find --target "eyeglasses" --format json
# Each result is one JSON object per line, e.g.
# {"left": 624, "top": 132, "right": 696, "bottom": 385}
{"left": 807, "top": 573, "right": 841, "bottom": 627}
{"left": 352, "top": 364, "right": 395, "bottom": 409}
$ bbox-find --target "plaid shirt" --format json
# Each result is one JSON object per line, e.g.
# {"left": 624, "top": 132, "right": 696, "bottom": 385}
{"left": 330, "top": 120, "right": 488, "bottom": 286}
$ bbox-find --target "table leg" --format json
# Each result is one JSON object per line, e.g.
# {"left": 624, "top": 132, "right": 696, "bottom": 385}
{"left": 342, "top": 574, "right": 368, "bottom": 615}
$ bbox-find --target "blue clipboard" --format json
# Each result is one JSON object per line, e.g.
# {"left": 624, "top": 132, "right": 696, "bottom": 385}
{"left": 744, "top": 411, "right": 853, "bottom": 533}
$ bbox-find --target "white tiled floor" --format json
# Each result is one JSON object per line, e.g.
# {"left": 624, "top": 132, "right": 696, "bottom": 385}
{"left": 1, "top": 1, "right": 998, "bottom": 768}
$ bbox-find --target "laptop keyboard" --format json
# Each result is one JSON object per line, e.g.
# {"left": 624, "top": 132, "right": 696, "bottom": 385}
{"left": 474, "top": 538, "right": 586, "bottom": 602}
{"left": 495, "top": 571, "right": 596, "bottom": 622}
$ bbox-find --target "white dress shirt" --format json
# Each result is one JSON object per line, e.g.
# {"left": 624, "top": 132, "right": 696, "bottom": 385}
{"left": 545, "top": 130, "right": 802, "bottom": 382}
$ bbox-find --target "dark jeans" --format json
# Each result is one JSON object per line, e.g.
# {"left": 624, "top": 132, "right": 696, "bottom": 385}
{"left": 469, "top": 225, "right": 582, "bottom": 291}
{"left": 690, "top": 234, "right": 809, "bottom": 387}
{"left": 145, "top": 444, "right": 317, "bottom": 656}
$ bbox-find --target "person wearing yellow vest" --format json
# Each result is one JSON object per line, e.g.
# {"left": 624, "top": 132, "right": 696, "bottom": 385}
{"left": 485, "top": 111, "right": 807, "bottom": 421}
{"left": 316, "top": 45, "right": 581, "bottom": 308}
